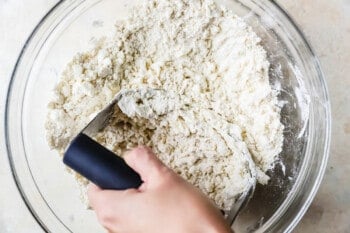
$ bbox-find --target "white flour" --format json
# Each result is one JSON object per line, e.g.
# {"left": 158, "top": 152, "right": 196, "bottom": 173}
{"left": 46, "top": 0, "right": 283, "bottom": 210}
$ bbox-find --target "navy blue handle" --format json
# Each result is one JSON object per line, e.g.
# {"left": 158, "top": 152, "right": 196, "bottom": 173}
{"left": 63, "top": 133, "right": 142, "bottom": 190}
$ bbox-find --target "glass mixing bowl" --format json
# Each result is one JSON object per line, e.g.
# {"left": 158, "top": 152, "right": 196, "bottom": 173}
{"left": 5, "top": 0, "right": 331, "bottom": 232}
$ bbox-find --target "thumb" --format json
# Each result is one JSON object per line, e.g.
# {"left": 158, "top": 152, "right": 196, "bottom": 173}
{"left": 123, "top": 146, "right": 166, "bottom": 185}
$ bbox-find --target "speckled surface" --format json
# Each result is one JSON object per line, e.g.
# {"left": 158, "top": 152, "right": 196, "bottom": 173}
{"left": 277, "top": 1, "right": 350, "bottom": 232}
{"left": 0, "top": 0, "right": 349, "bottom": 232}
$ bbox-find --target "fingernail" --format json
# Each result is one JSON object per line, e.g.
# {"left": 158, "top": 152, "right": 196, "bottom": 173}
{"left": 123, "top": 148, "right": 133, "bottom": 157}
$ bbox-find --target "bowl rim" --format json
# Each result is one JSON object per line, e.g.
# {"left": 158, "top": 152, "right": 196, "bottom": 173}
{"left": 4, "top": 0, "right": 331, "bottom": 232}
{"left": 262, "top": 2, "right": 331, "bottom": 232}
{"left": 5, "top": 2, "right": 66, "bottom": 232}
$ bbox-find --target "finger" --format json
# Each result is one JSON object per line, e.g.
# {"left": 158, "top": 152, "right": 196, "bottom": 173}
{"left": 87, "top": 183, "right": 102, "bottom": 203}
{"left": 88, "top": 189, "right": 139, "bottom": 224}
{"left": 87, "top": 183, "right": 103, "bottom": 209}
{"left": 88, "top": 179, "right": 139, "bottom": 207}
{"left": 124, "top": 146, "right": 166, "bottom": 183}
{"left": 88, "top": 183, "right": 102, "bottom": 192}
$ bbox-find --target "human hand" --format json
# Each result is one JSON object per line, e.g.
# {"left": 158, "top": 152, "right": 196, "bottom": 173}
{"left": 87, "top": 146, "right": 232, "bottom": 233}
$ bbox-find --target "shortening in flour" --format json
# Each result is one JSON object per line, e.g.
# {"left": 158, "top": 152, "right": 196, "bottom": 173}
{"left": 46, "top": 0, "right": 284, "bottom": 211}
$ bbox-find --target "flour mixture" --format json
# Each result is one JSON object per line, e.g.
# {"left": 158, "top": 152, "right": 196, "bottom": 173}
{"left": 46, "top": 0, "right": 284, "bottom": 211}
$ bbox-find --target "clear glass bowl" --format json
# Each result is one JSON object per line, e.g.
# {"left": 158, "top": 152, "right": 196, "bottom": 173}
{"left": 4, "top": 0, "right": 331, "bottom": 232}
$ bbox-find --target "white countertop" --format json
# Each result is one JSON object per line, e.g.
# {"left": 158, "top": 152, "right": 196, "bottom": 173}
{"left": 0, "top": 0, "right": 349, "bottom": 232}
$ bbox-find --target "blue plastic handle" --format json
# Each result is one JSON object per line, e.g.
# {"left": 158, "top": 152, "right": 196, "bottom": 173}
{"left": 63, "top": 133, "right": 142, "bottom": 190}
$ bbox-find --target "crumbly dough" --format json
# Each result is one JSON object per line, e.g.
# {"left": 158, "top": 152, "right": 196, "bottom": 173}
{"left": 45, "top": 0, "right": 283, "bottom": 211}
